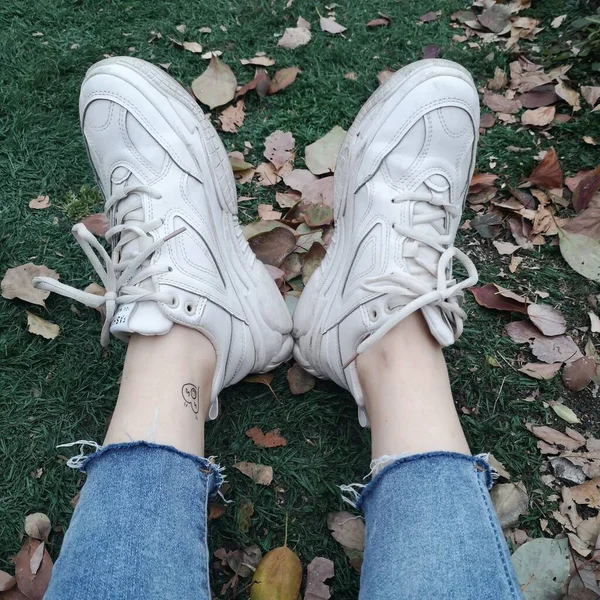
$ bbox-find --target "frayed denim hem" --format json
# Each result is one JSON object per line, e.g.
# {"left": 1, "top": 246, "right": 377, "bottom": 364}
{"left": 340, "top": 451, "right": 494, "bottom": 510}
{"left": 58, "top": 439, "right": 224, "bottom": 497}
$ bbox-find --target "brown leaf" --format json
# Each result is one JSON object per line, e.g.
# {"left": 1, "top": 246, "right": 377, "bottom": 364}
{"left": 564, "top": 196, "right": 600, "bottom": 240}
{"left": 257, "top": 204, "right": 282, "bottom": 221}
{"left": 191, "top": 56, "right": 237, "bottom": 110}
{"left": 563, "top": 357, "right": 596, "bottom": 392}
{"left": 297, "top": 16, "right": 311, "bottom": 29}
{"left": 1, "top": 263, "right": 59, "bottom": 306}
{"left": 555, "top": 81, "right": 581, "bottom": 111}
{"left": 527, "top": 304, "right": 566, "bottom": 336}
{"left": 278, "top": 26, "right": 311, "bottom": 49}
{"left": 480, "top": 113, "right": 496, "bottom": 129}
{"left": 245, "top": 427, "right": 287, "bottom": 448}
{"left": 320, "top": 17, "right": 346, "bottom": 34}
{"left": 218, "top": 100, "right": 245, "bottom": 133}
{"left": 15, "top": 539, "right": 52, "bottom": 600}
{"left": 478, "top": 4, "right": 511, "bottom": 32}
{"left": 505, "top": 320, "right": 542, "bottom": 344}
{"left": 490, "top": 482, "right": 529, "bottom": 529}
{"left": 80, "top": 213, "right": 109, "bottom": 236}
{"left": 0, "top": 571, "right": 16, "bottom": 592}
{"left": 234, "top": 462, "right": 273, "bottom": 485}
{"left": 302, "top": 176, "right": 334, "bottom": 207}
{"left": 26, "top": 312, "right": 59, "bottom": 340}
{"left": 366, "top": 15, "right": 390, "bottom": 27}
{"left": 24, "top": 514, "right": 51, "bottom": 542}
{"left": 419, "top": 11, "right": 438, "bottom": 22}
{"left": 305, "top": 126, "right": 346, "bottom": 175}
{"left": 469, "top": 173, "right": 498, "bottom": 193}
{"left": 520, "top": 91, "right": 560, "bottom": 109}
{"left": 264, "top": 131, "right": 295, "bottom": 170}
{"left": 287, "top": 363, "right": 316, "bottom": 394}
{"left": 571, "top": 478, "right": 600, "bottom": 508}
{"left": 572, "top": 166, "right": 600, "bottom": 213}
{"left": 243, "top": 373, "right": 275, "bottom": 387}
{"left": 268, "top": 67, "right": 300, "bottom": 94}
{"left": 483, "top": 91, "right": 521, "bottom": 114}
{"left": 521, "top": 106, "right": 555, "bottom": 126}
{"left": 28, "top": 196, "right": 50, "bottom": 210}
{"left": 301, "top": 242, "right": 326, "bottom": 285}
{"left": 488, "top": 67, "right": 508, "bottom": 91}
{"left": 528, "top": 147, "right": 562, "bottom": 189}
{"left": 469, "top": 283, "right": 528, "bottom": 314}
{"left": 251, "top": 547, "right": 302, "bottom": 600}
{"left": 237, "top": 500, "right": 254, "bottom": 534}
{"left": 236, "top": 68, "right": 271, "bottom": 99}
{"left": 518, "top": 362, "right": 562, "bottom": 380}
{"left": 208, "top": 503, "right": 226, "bottom": 520}
{"left": 581, "top": 86, "right": 600, "bottom": 108}
{"left": 255, "top": 162, "right": 281, "bottom": 186}
{"left": 532, "top": 335, "right": 583, "bottom": 364}
{"left": 240, "top": 55, "right": 275, "bottom": 67}
{"left": 248, "top": 226, "right": 296, "bottom": 267}
{"left": 423, "top": 44, "right": 441, "bottom": 59}
{"left": 304, "top": 557, "right": 334, "bottom": 600}
{"left": 276, "top": 191, "right": 301, "bottom": 209}
{"left": 327, "top": 512, "right": 365, "bottom": 550}
{"left": 304, "top": 204, "right": 333, "bottom": 228}
{"left": 282, "top": 169, "right": 318, "bottom": 193}
{"left": 526, "top": 424, "right": 585, "bottom": 451}
{"left": 377, "top": 69, "right": 395, "bottom": 86}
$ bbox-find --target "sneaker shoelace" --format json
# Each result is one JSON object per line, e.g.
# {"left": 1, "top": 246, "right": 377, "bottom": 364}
{"left": 356, "top": 190, "right": 478, "bottom": 354}
{"left": 33, "top": 185, "right": 182, "bottom": 346}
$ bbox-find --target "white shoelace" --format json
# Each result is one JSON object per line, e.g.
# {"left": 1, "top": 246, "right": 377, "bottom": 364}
{"left": 33, "top": 185, "right": 182, "bottom": 346}
{"left": 356, "top": 190, "right": 478, "bottom": 354}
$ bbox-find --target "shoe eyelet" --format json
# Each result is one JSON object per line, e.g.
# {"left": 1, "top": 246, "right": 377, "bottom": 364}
{"left": 369, "top": 308, "right": 379, "bottom": 322}
{"left": 185, "top": 302, "right": 194, "bottom": 315}
{"left": 170, "top": 296, "right": 180, "bottom": 308}
{"left": 168, "top": 266, "right": 173, "bottom": 272}
{"left": 384, "top": 300, "right": 393, "bottom": 314}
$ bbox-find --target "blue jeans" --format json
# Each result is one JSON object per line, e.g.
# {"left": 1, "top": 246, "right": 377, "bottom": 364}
{"left": 45, "top": 443, "right": 523, "bottom": 599}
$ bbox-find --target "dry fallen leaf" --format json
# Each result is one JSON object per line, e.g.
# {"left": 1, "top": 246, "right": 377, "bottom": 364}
{"left": 559, "top": 229, "right": 600, "bottom": 283}
{"left": 282, "top": 169, "right": 318, "bottom": 193}
{"left": 327, "top": 512, "right": 364, "bottom": 571}
{"left": 366, "top": 14, "right": 390, "bottom": 28}
{"left": 469, "top": 173, "right": 498, "bottom": 193}
{"left": 478, "top": 3, "right": 511, "bottom": 32}
{"left": 191, "top": 56, "right": 237, "bottom": 110}
{"left": 251, "top": 546, "right": 302, "bottom": 600}
{"left": 278, "top": 26, "right": 311, "bottom": 49}
{"left": 245, "top": 427, "right": 287, "bottom": 448}
{"left": 532, "top": 335, "right": 583, "bottom": 364}
{"left": 1, "top": 263, "right": 59, "bottom": 306}
{"left": 419, "top": 11, "right": 438, "bottom": 22}
{"left": 528, "top": 147, "right": 562, "bottom": 189}
{"left": 581, "top": 86, "right": 600, "bottom": 108}
{"left": 0, "top": 570, "right": 16, "bottom": 592}
{"left": 264, "top": 130, "right": 295, "bottom": 170}
{"left": 469, "top": 283, "right": 528, "bottom": 313}
{"left": 521, "top": 106, "right": 556, "bottom": 126}
{"left": 248, "top": 227, "right": 296, "bottom": 267}
{"left": 304, "top": 557, "right": 334, "bottom": 600}
{"left": 589, "top": 311, "right": 600, "bottom": 333}
{"left": 287, "top": 363, "right": 316, "bottom": 394}
{"left": 302, "top": 177, "right": 334, "bottom": 207}
{"left": 208, "top": 503, "right": 226, "bottom": 521}
{"left": 519, "top": 362, "right": 562, "bottom": 380}
{"left": 571, "top": 478, "right": 600, "bottom": 508}
{"left": 572, "top": 166, "right": 600, "bottom": 213}
{"left": 218, "top": 100, "right": 245, "bottom": 133}
{"left": 563, "top": 357, "right": 596, "bottom": 392}
{"left": 236, "top": 68, "right": 271, "bottom": 99}
{"left": 15, "top": 539, "right": 52, "bottom": 600}
{"left": 28, "top": 196, "right": 50, "bottom": 210}
{"left": 26, "top": 312, "right": 60, "bottom": 340}
{"left": 526, "top": 424, "right": 585, "bottom": 451}
{"left": 304, "top": 126, "right": 346, "bottom": 175}
{"left": 268, "top": 67, "right": 300, "bottom": 95}
{"left": 182, "top": 41, "right": 203, "bottom": 53}
{"left": 551, "top": 403, "right": 581, "bottom": 424}
{"left": 377, "top": 69, "right": 395, "bottom": 86}
{"left": 234, "top": 462, "right": 273, "bottom": 485}
{"left": 257, "top": 204, "right": 282, "bottom": 221}
{"left": 551, "top": 14, "right": 567, "bottom": 28}
{"left": 255, "top": 162, "right": 281, "bottom": 186}
{"left": 80, "top": 213, "right": 109, "bottom": 237}
{"left": 527, "top": 304, "right": 566, "bottom": 336}
{"left": 490, "top": 481, "right": 529, "bottom": 529}
{"left": 555, "top": 81, "right": 581, "bottom": 111}
{"left": 240, "top": 56, "right": 275, "bottom": 67}
{"left": 483, "top": 91, "right": 522, "bottom": 114}
{"left": 488, "top": 67, "right": 508, "bottom": 91}
{"left": 320, "top": 17, "right": 346, "bottom": 34}
{"left": 24, "top": 514, "right": 51, "bottom": 542}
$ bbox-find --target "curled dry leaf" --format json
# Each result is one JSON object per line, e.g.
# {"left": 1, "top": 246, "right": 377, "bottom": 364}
{"left": 278, "top": 26, "right": 311, "bottom": 49}
{"left": 528, "top": 147, "right": 562, "bottom": 189}
{"left": 488, "top": 67, "right": 508, "bottom": 91}
{"left": 15, "top": 539, "right": 53, "bottom": 600}
{"left": 320, "top": 17, "right": 346, "bottom": 34}
{"left": 251, "top": 547, "right": 302, "bottom": 600}
{"left": 490, "top": 481, "right": 528, "bottom": 529}
{"left": 264, "top": 130, "right": 295, "bottom": 170}
{"left": 519, "top": 362, "right": 562, "bottom": 380}
{"left": 521, "top": 106, "right": 555, "bottom": 126}
{"left": 304, "top": 126, "right": 346, "bottom": 175}
{"left": 551, "top": 403, "right": 580, "bottom": 424}
{"left": 581, "top": 86, "right": 600, "bottom": 108}
{"left": 469, "top": 283, "right": 528, "bottom": 314}
{"left": 1, "top": 263, "right": 59, "bottom": 306}
{"left": 555, "top": 81, "right": 581, "bottom": 111}
{"left": 218, "top": 100, "right": 245, "bottom": 133}
{"left": 80, "top": 213, "right": 110, "bottom": 236}
{"left": 572, "top": 166, "right": 600, "bottom": 214}
{"left": 304, "top": 557, "right": 334, "bottom": 600}
{"left": 24, "top": 514, "right": 51, "bottom": 542}
{"left": 527, "top": 303, "right": 566, "bottom": 336}
{"left": 268, "top": 67, "right": 300, "bottom": 95}
{"left": 234, "top": 462, "right": 273, "bottom": 485}
{"left": 245, "top": 427, "right": 287, "bottom": 448}
{"left": 236, "top": 68, "right": 271, "bottom": 99}
{"left": 26, "top": 312, "right": 60, "bottom": 340}
{"left": 240, "top": 56, "right": 274, "bottom": 67}
{"left": 526, "top": 423, "right": 585, "bottom": 451}
{"left": 28, "top": 196, "right": 50, "bottom": 210}
{"left": 248, "top": 227, "right": 296, "bottom": 267}
{"left": 563, "top": 357, "right": 596, "bottom": 392}
{"left": 287, "top": 363, "right": 316, "bottom": 394}
{"left": 191, "top": 56, "right": 237, "bottom": 110}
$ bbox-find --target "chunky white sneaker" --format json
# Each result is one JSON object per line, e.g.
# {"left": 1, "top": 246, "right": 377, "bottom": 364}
{"left": 34, "top": 57, "right": 293, "bottom": 419}
{"left": 293, "top": 59, "right": 479, "bottom": 426}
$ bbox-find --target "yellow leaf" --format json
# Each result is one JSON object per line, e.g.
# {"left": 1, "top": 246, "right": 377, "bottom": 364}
{"left": 558, "top": 229, "right": 600, "bottom": 283}
{"left": 552, "top": 403, "right": 581, "bottom": 424}
{"left": 251, "top": 546, "right": 302, "bottom": 600}
{"left": 26, "top": 312, "right": 59, "bottom": 339}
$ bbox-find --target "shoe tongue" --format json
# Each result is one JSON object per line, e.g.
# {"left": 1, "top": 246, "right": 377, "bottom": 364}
{"left": 108, "top": 169, "right": 172, "bottom": 339}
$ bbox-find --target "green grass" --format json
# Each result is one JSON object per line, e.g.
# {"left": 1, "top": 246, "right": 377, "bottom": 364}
{"left": 0, "top": 0, "right": 599, "bottom": 596}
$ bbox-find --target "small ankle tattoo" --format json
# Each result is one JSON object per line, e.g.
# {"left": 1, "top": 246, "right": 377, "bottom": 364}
{"left": 181, "top": 383, "right": 199, "bottom": 419}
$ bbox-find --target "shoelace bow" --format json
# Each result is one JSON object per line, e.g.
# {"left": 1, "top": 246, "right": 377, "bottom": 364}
{"left": 33, "top": 185, "right": 182, "bottom": 346}
{"left": 357, "top": 190, "right": 478, "bottom": 354}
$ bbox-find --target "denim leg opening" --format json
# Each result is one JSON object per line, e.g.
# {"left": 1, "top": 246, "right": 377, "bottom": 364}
{"left": 349, "top": 451, "right": 522, "bottom": 600}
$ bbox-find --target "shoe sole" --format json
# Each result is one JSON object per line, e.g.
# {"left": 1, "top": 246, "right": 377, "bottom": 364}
{"left": 81, "top": 57, "right": 293, "bottom": 370}
{"left": 294, "top": 59, "right": 478, "bottom": 379}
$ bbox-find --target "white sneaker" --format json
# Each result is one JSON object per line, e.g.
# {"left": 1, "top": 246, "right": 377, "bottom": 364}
{"left": 34, "top": 57, "right": 293, "bottom": 419}
{"left": 293, "top": 59, "right": 479, "bottom": 426}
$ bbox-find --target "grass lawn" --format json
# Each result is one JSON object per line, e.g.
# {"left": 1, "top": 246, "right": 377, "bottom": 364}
{"left": 0, "top": 0, "right": 599, "bottom": 597}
